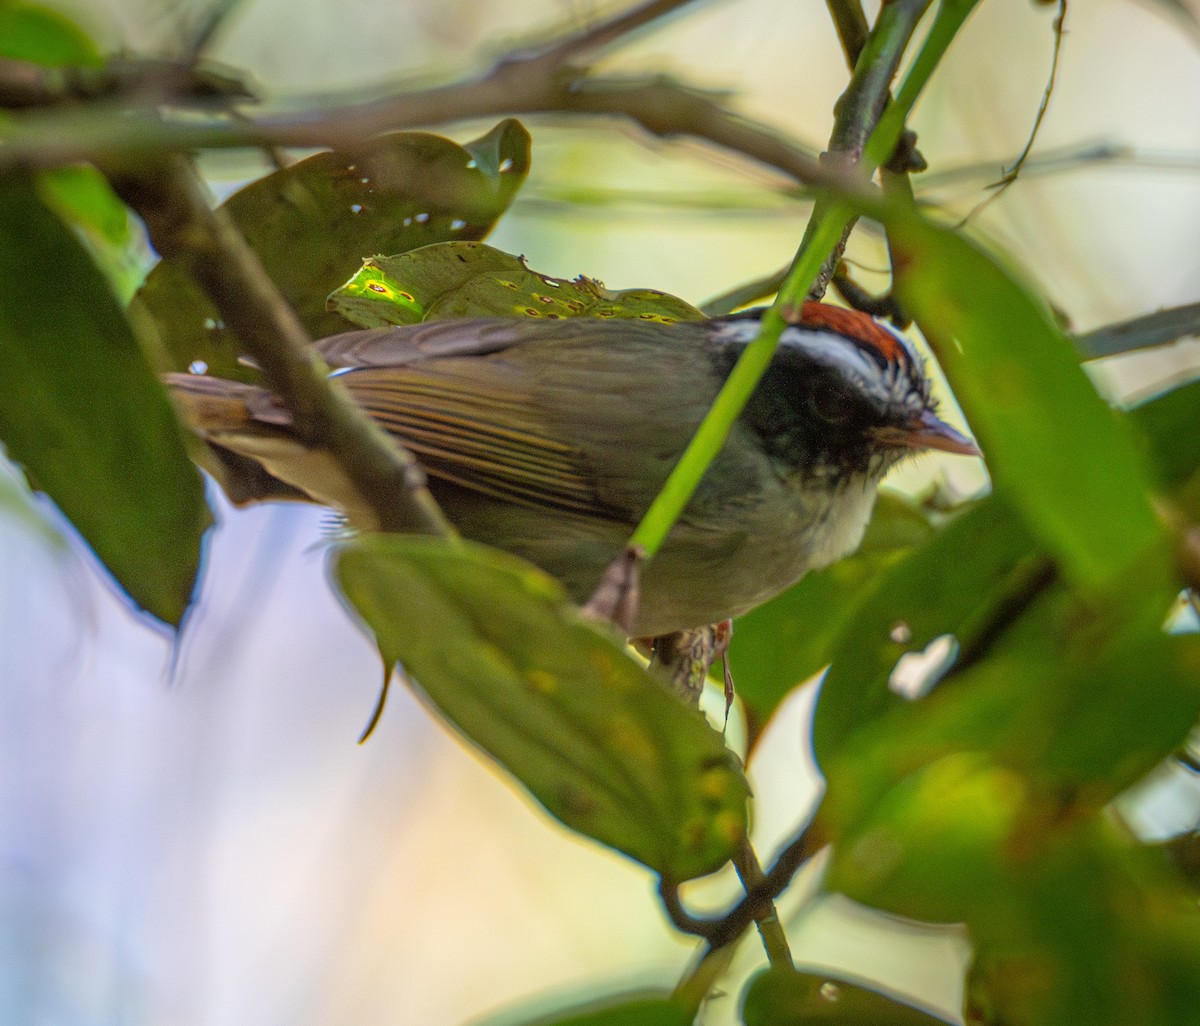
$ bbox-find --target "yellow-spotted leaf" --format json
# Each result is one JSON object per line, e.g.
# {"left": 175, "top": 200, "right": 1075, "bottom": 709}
{"left": 134, "top": 120, "right": 531, "bottom": 378}
{"left": 334, "top": 535, "right": 749, "bottom": 882}
{"left": 327, "top": 241, "right": 704, "bottom": 328}
{"left": 0, "top": 179, "right": 209, "bottom": 624}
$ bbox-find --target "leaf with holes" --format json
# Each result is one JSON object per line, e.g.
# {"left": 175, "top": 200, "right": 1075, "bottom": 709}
{"left": 335, "top": 535, "right": 749, "bottom": 881}
{"left": 327, "top": 241, "right": 705, "bottom": 328}
{"left": 729, "top": 492, "right": 939, "bottom": 728}
{"left": 133, "top": 120, "right": 531, "bottom": 378}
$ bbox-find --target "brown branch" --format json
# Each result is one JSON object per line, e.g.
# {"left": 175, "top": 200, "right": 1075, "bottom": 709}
{"left": 104, "top": 153, "right": 454, "bottom": 537}
{"left": 803, "top": 0, "right": 933, "bottom": 301}
{"left": 658, "top": 817, "right": 820, "bottom": 947}
{"left": 0, "top": 55, "right": 252, "bottom": 109}
{"left": 1074, "top": 300, "right": 1200, "bottom": 360}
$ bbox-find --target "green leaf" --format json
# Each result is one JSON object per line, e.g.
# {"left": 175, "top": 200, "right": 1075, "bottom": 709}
{"left": 133, "top": 120, "right": 532, "bottom": 377}
{"left": 0, "top": 0, "right": 101, "bottom": 66}
{"left": 729, "top": 493, "right": 938, "bottom": 726}
{"left": 811, "top": 496, "right": 1038, "bottom": 765}
{"left": 742, "top": 967, "right": 951, "bottom": 1025}
{"left": 36, "top": 167, "right": 143, "bottom": 302}
{"left": 888, "top": 211, "right": 1167, "bottom": 594}
{"left": 328, "top": 241, "right": 705, "bottom": 328}
{"left": 827, "top": 796, "right": 1200, "bottom": 1026}
{"left": 1129, "top": 379, "right": 1200, "bottom": 491}
{"left": 0, "top": 179, "right": 209, "bottom": 624}
{"left": 335, "top": 535, "right": 749, "bottom": 881}
{"left": 480, "top": 992, "right": 692, "bottom": 1026}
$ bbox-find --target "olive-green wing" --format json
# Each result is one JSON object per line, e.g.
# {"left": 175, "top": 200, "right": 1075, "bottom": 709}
{"left": 336, "top": 361, "right": 621, "bottom": 517}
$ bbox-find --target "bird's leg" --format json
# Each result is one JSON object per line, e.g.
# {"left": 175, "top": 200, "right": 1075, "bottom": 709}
{"left": 581, "top": 544, "right": 644, "bottom": 636}
{"left": 647, "top": 620, "right": 734, "bottom": 712}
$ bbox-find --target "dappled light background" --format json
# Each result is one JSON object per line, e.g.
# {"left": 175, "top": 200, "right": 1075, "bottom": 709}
{"left": 2, "top": 1, "right": 1200, "bottom": 1023}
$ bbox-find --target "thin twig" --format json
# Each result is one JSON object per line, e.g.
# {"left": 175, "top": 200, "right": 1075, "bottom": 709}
{"left": 801, "top": 0, "right": 934, "bottom": 301}
{"left": 733, "top": 837, "right": 793, "bottom": 967}
{"left": 825, "top": 0, "right": 871, "bottom": 69}
{"left": 657, "top": 818, "right": 820, "bottom": 947}
{"left": 956, "top": 0, "right": 1067, "bottom": 227}
{"left": 1074, "top": 301, "right": 1200, "bottom": 360}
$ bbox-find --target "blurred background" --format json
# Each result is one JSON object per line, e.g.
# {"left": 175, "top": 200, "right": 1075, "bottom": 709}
{"left": 2, "top": 1, "right": 1200, "bottom": 1023}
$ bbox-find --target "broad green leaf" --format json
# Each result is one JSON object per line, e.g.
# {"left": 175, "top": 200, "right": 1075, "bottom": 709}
{"left": 888, "top": 211, "right": 1167, "bottom": 594}
{"left": 335, "top": 535, "right": 749, "bottom": 881}
{"left": 811, "top": 496, "right": 1038, "bottom": 765}
{"left": 479, "top": 992, "right": 691, "bottom": 1026}
{"left": 133, "top": 120, "right": 532, "bottom": 377}
{"left": 729, "top": 493, "right": 938, "bottom": 726}
{"left": 0, "top": 0, "right": 101, "bottom": 66}
{"left": 817, "top": 586, "right": 1200, "bottom": 851}
{"left": 828, "top": 794, "right": 1200, "bottom": 1026}
{"left": 742, "top": 966, "right": 951, "bottom": 1025}
{"left": 328, "top": 241, "right": 705, "bottom": 328}
{"left": 0, "top": 179, "right": 209, "bottom": 624}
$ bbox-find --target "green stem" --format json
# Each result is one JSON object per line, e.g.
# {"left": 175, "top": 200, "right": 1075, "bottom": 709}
{"left": 734, "top": 838, "right": 794, "bottom": 967}
{"left": 673, "top": 942, "right": 739, "bottom": 1016}
{"left": 631, "top": 0, "right": 972, "bottom": 560}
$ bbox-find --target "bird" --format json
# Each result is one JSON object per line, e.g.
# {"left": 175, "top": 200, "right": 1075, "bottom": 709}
{"left": 166, "top": 303, "right": 979, "bottom": 637}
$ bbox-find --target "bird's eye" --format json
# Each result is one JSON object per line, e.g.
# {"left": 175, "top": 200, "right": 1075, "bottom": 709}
{"left": 809, "top": 388, "right": 850, "bottom": 424}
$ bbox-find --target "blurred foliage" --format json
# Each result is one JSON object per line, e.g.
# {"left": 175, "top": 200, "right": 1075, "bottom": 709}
{"left": 0, "top": 177, "right": 208, "bottom": 624}
{"left": 742, "top": 966, "right": 949, "bottom": 1025}
{"left": 1, "top": 1, "right": 1200, "bottom": 1025}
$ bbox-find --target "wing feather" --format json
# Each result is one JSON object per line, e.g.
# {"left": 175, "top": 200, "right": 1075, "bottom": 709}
{"left": 338, "top": 366, "right": 620, "bottom": 516}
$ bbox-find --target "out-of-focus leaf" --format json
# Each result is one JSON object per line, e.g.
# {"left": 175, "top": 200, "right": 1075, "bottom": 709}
{"left": 328, "top": 241, "right": 705, "bottom": 328}
{"left": 811, "top": 496, "right": 1037, "bottom": 764}
{"left": 37, "top": 166, "right": 130, "bottom": 245}
{"left": 828, "top": 789, "right": 1200, "bottom": 1026}
{"left": 818, "top": 591, "right": 1200, "bottom": 853}
{"left": 888, "top": 211, "right": 1167, "bottom": 595}
{"left": 335, "top": 535, "right": 749, "bottom": 881}
{"left": 36, "top": 167, "right": 143, "bottom": 301}
{"left": 729, "top": 493, "right": 938, "bottom": 726}
{"left": 0, "top": 0, "right": 100, "bottom": 65}
{"left": 133, "top": 119, "right": 532, "bottom": 377}
{"left": 0, "top": 179, "right": 209, "bottom": 624}
{"left": 742, "top": 966, "right": 951, "bottom": 1025}
{"left": 480, "top": 992, "right": 691, "bottom": 1026}
{"left": 1129, "top": 380, "right": 1200, "bottom": 491}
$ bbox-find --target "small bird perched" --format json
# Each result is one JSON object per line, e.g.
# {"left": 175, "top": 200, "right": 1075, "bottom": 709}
{"left": 167, "top": 303, "right": 979, "bottom": 637}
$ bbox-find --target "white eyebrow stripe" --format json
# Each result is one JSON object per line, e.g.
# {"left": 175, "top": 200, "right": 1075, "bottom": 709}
{"left": 782, "top": 328, "right": 882, "bottom": 381}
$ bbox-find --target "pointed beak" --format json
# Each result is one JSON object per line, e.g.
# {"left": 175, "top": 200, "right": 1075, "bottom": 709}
{"left": 875, "top": 409, "right": 982, "bottom": 457}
